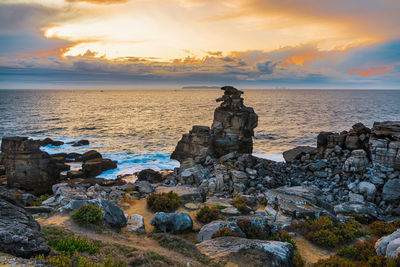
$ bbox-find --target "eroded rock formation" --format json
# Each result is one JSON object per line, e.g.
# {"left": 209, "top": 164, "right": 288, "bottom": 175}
{"left": 171, "top": 86, "right": 258, "bottom": 162}
{"left": 1, "top": 137, "right": 63, "bottom": 195}
{"left": 370, "top": 121, "right": 400, "bottom": 170}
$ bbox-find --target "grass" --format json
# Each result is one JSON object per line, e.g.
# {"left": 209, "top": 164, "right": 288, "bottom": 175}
{"left": 231, "top": 196, "right": 252, "bottom": 214}
{"left": 146, "top": 191, "right": 181, "bottom": 212}
{"left": 212, "top": 227, "right": 240, "bottom": 239}
{"left": 270, "top": 230, "right": 297, "bottom": 248}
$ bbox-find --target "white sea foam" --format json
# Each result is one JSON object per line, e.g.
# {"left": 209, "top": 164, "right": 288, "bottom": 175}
{"left": 253, "top": 151, "right": 284, "bottom": 162}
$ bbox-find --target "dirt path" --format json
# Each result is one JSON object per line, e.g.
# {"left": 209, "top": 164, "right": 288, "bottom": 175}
{"left": 293, "top": 235, "right": 336, "bottom": 266}
{"left": 39, "top": 215, "right": 206, "bottom": 267}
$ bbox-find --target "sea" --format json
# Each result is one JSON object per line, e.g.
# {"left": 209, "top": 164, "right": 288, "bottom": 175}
{"left": 0, "top": 89, "right": 399, "bottom": 179}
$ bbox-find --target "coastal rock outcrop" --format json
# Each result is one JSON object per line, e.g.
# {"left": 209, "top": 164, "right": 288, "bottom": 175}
{"left": 0, "top": 188, "right": 50, "bottom": 258}
{"left": 1, "top": 137, "right": 63, "bottom": 195}
{"left": 370, "top": 121, "right": 400, "bottom": 170}
{"left": 375, "top": 229, "right": 400, "bottom": 258}
{"left": 171, "top": 86, "right": 258, "bottom": 162}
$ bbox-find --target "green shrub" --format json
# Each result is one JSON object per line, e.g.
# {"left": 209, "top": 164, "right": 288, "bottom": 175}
{"left": 212, "top": 227, "right": 240, "bottom": 239}
{"left": 72, "top": 204, "right": 104, "bottom": 225}
{"left": 146, "top": 191, "right": 181, "bottom": 212}
{"left": 270, "top": 230, "right": 296, "bottom": 248}
{"left": 369, "top": 221, "right": 397, "bottom": 238}
{"left": 237, "top": 219, "right": 270, "bottom": 240}
{"left": 39, "top": 194, "right": 51, "bottom": 202}
{"left": 231, "top": 196, "right": 252, "bottom": 215}
{"left": 292, "top": 216, "right": 366, "bottom": 248}
{"left": 50, "top": 235, "right": 99, "bottom": 254}
{"left": 260, "top": 199, "right": 268, "bottom": 206}
{"left": 292, "top": 251, "right": 305, "bottom": 267}
{"left": 314, "top": 256, "right": 357, "bottom": 267}
{"left": 196, "top": 206, "right": 220, "bottom": 223}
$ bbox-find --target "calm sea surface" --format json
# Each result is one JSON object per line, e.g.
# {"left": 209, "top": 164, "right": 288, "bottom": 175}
{"left": 1, "top": 89, "right": 399, "bottom": 178}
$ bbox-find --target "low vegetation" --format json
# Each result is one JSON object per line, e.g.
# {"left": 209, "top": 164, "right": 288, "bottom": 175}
{"left": 270, "top": 230, "right": 297, "bottom": 248}
{"left": 369, "top": 220, "right": 400, "bottom": 238}
{"left": 237, "top": 219, "right": 270, "bottom": 240}
{"left": 196, "top": 206, "right": 221, "bottom": 223}
{"left": 291, "top": 216, "right": 367, "bottom": 248}
{"left": 231, "top": 196, "right": 252, "bottom": 215}
{"left": 146, "top": 191, "right": 181, "bottom": 212}
{"left": 212, "top": 227, "right": 240, "bottom": 239}
{"left": 72, "top": 204, "right": 104, "bottom": 225}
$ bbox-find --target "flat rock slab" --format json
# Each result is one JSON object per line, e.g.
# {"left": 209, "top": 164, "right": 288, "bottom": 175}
{"left": 156, "top": 185, "right": 206, "bottom": 202}
{"left": 196, "top": 237, "right": 294, "bottom": 267}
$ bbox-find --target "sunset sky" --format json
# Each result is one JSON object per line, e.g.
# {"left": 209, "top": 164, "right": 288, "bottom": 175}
{"left": 1, "top": 0, "right": 399, "bottom": 88}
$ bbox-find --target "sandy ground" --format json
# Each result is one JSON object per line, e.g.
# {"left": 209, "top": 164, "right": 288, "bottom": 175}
{"left": 293, "top": 235, "right": 336, "bottom": 266}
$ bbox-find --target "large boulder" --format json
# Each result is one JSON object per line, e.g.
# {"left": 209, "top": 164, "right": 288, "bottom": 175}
{"left": 342, "top": 149, "right": 369, "bottom": 173}
{"left": 128, "top": 214, "right": 146, "bottom": 234}
{"left": 376, "top": 229, "right": 400, "bottom": 258}
{"left": 82, "top": 158, "right": 117, "bottom": 177}
{"left": 382, "top": 179, "right": 400, "bottom": 201}
{"left": 334, "top": 201, "right": 378, "bottom": 219}
{"left": 0, "top": 188, "right": 50, "bottom": 258}
{"left": 156, "top": 185, "right": 206, "bottom": 202}
{"left": 1, "top": 137, "right": 61, "bottom": 195}
{"left": 150, "top": 212, "right": 193, "bottom": 233}
{"left": 196, "top": 237, "right": 294, "bottom": 267}
{"left": 137, "top": 169, "right": 163, "bottom": 183}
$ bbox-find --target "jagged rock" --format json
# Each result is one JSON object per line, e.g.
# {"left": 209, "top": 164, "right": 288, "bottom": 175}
{"left": 72, "top": 140, "right": 89, "bottom": 147}
{"left": 21, "top": 193, "right": 39, "bottom": 206}
{"left": 179, "top": 164, "right": 210, "bottom": 185}
{"left": 60, "top": 198, "right": 127, "bottom": 229}
{"left": 370, "top": 121, "right": 400, "bottom": 170}
{"left": 156, "top": 185, "right": 206, "bottom": 202}
{"left": 0, "top": 188, "right": 50, "bottom": 258}
{"left": 82, "top": 158, "right": 117, "bottom": 177}
{"left": 40, "top": 138, "right": 64, "bottom": 147}
{"left": 128, "top": 214, "right": 146, "bottom": 234}
{"left": 137, "top": 169, "right": 163, "bottom": 183}
{"left": 171, "top": 86, "right": 258, "bottom": 162}
{"left": 343, "top": 149, "right": 369, "bottom": 173}
{"left": 376, "top": 229, "right": 400, "bottom": 258}
{"left": 334, "top": 202, "right": 378, "bottom": 218}
{"left": 196, "top": 237, "right": 294, "bottom": 267}
{"left": 357, "top": 181, "right": 376, "bottom": 201}
{"left": 134, "top": 180, "right": 154, "bottom": 194}
{"left": 171, "top": 126, "right": 211, "bottom": 163}
{"left": 82, "top": 150, "right": 102, "bottom": 162}
{"left": 1, "top": 137, "right": 61, "bottom": 195}
{"left": 283, "top": 146, "right": 316, "bottom": 163}
{"left": 231, "top": 170, "right": 248, "bottom": 183}
{"left": 197, "top": 220, "right": 246, "bottom": 242}
{"left": 150, "top": 212, "right": 193, "bottom": 233}
{"left": 382, "top": 179, "right": 400, "bottom": 201}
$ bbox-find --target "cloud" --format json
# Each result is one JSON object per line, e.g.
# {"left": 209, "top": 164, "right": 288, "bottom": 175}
{"left": 65, "top": 0, "right": 130, "bottom": 5}
{"left": 348, "top": 65, "right": 392, "bottom": 77}
{"left": 256, "top": 61, "right": 276, "bottom": 74}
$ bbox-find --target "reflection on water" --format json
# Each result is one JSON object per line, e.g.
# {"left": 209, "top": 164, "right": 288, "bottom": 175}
{"left": 1, "top": 89, "right": 400, "bottom": 173}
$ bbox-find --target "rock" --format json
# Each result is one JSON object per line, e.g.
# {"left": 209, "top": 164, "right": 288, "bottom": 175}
{"left": 171, "top": 86, "right": 258, "bottom": 162}
{"left": 370, "top": 121, "right": 400, "bottom": 170}
{"left": 357, "top": 181, "right": 376, "bottom": 201}
{"left": 348, "top": 192, "right": 364, "bottom": 203}
{"left": 137, "top": 169, "right": 163, "bottom": 183}
{"left": 317, "top": 132, "right": 346, "bottom": 154}
{"left": 66, "top": 152, "right": 83, "bottom": 162}
{"left": 134, "top": 181, "right": 154, "bottom": 194}
{"left": 72, "top": 140, "right": 89, "bottom": 147}
{"left": 24, "top": 206, "right": 53, "bottom": 214}
{"left": 0, "top": 165, "right": 5, "bottom": 176}
{"left": 197, "top": 220, "right": 246, "bottom": 242}
{"left": 157, "top": 185, "right": 206, "bottom": 202}
{"left": 308, "top": 160, "right": 327, "bottom": 171}
{"left": 67, "top": 170, "right": 85, "bottom": 179}
{"left": 343, "top": 149, "right": 369, "bottom": 173}
{"left": 82, "top": 158, "right": 117, "bottom": 177}
{"left": 128, "top": 214, "right": 146, "bottom": 234}
{"left": 283, "top": 146, "right": 316, "bottom": 163}
{"left": 376, "top": 229, "right": 400, "bottom": 258}
{"left": 1, "top": 137, "right": 61, "bottom": 195}
{"left": 179, "top": 164, "right": 210, "bottom": 185}
{"left": 184, "top": 203, "right": 199, "bottom": 210}
{"left": 171, "top": 126, "right": 211, "bottom": 163}
{"left": 0, "top": 189, "right": 50, "bottom": 258}
{"left": 334, "top": 201, "right": 378, "bottom": 218}
{"left": 383, "top": 179, "right": 400, "bottom": 201}
{"left": 196, "top": 237, "right": 294, "bottom": 267}
{"left": 22, "top": 193, "right": 39, "bottom": 206}
{"left": 231, "top": 170, "right": 248, "bottom": 183}
{"left": 150, "top": 212, "right": 193, "bottom": 233}
{"left": 40, "top": 138, "right": 64, "bottom": 146}
{"left": 82, "top": 150, "right": 102, "bottom": 162}
{"left": 221, "top": 207, "right": 240, "bottom": 215}
{"left": 61, "top": 198, "right": 127, "bottom": 229}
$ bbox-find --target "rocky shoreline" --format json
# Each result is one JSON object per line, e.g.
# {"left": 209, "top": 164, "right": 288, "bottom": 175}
{"left": 1, "top": 86, "right": 400, "bottom": 266}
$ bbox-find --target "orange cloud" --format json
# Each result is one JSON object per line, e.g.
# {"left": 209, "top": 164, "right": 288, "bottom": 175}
{"left": 65, "top": 0, "right": 129, "bottom": 5}
{"left": 283, "top": 50, "right": 319, "bottom": 67}
{"left": 348, "top": 65, "right": 392, "bottom": 77}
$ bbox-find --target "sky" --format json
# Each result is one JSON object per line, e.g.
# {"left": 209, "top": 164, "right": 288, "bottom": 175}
{"left": 0, "top": 0, "right": 399, "bottom": 89}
